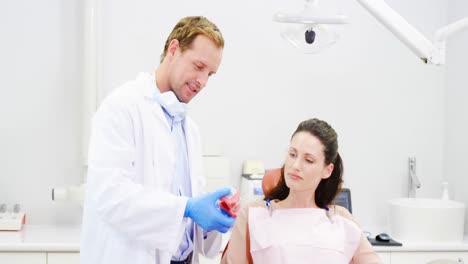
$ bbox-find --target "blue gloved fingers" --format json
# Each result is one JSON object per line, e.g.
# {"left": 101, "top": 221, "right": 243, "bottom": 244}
{"left": 210, "top": 211, "right": 236, "bottom": 233}
{"left": 201, "top": 208, "right": 235, "bottom": 231}
{"left": 184, "top": 198, "right": 192, "bottom": 218}
{"left": 184, "top": 187, "right": 238, "bottom": 232}
{"left": 217, "top": 226, "right": 230, "bottom": 233}
{"left": 216, "top": 210, "right": 236, "bottom": 227}
{"left": 211, "top": 187, "right": 232, "bottom": 200}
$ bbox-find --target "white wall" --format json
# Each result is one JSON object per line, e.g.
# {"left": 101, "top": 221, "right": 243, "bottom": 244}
{"left": 0, "top": 0, "right": 83, "bottom": 225}
{"left": 96, "top": 0, "right": 450, "bottom": 230}
{"left": 445, "top": 0, "right": 468, "bottom": 234}
{"left": 0, "top": 0, "right": 465, "bottom": 232}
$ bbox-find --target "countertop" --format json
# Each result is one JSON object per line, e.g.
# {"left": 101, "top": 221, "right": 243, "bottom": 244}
{"left": 0, "top": 225, "right": 80, "bottom": 251}
{"left": 372, "top": 241, "right": 468, "bottom": 252}
{"left": 1, "top": 225, "right": 468, "bottom": 252}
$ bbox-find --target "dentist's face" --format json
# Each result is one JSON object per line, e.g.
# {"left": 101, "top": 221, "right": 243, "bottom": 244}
{"left": 167, "top": 34, "right": 222, "bottom": 103}
{"left": 284, "top": 132, "right": 334, "bottom": 193}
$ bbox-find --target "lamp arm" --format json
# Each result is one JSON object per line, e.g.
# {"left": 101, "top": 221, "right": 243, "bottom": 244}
{"left": 357, "top": 0, "right": 468, "bottom": 65}
{"left": 435, "top": 18, "right": 468, "bottom": 41}
{"left": 356, "top": 0, "right": 437, "bottom": 64}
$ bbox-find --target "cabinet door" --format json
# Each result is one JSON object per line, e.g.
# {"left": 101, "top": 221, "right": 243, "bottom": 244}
{"left": 377, "top": 252, "right": 391, "bottom": 264}
{"left": 391, "top": 252, "right": 468, "bottom": 264}
{"left": 0, "top": 252, "right": 46, "bottom": 264}
{"left": 47, "top": 252, "right": 80, "bottom": 264}
{"left": 199, "top": 253, "right": 221, "bottom": 264}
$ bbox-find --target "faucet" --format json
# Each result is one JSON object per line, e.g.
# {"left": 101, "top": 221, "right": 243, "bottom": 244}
{"left": 408, "top": 157, "right": 421, "bottom": 198}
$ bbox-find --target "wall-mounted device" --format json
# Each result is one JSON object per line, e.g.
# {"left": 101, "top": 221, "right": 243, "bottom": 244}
{"left": 51, "top": 184, "right": 85, "bottom": 207}
{"left": 240, "top": 160, "right": 266, "bottom": 205}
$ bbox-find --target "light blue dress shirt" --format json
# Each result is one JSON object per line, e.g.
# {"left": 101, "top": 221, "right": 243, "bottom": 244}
{"left": 154, "top": 90, "right": 194, "bottom": 261}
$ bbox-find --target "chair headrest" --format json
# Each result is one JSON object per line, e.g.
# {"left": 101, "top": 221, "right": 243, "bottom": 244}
{"left": 261, "top": 168, "right": 282, "bottom": 196}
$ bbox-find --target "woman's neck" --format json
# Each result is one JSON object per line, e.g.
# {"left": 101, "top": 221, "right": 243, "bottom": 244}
{"left": 279, "top": 190, "right": 318, "bottom": 208}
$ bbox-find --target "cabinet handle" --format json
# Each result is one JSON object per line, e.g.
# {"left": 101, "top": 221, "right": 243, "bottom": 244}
{"left": 426, "top": 259, "right": 464, "bottom": 264}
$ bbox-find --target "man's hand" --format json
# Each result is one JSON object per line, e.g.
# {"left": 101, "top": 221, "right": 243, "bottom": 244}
{"left": 184, "top": 188, "right": 236, "bottom": 233}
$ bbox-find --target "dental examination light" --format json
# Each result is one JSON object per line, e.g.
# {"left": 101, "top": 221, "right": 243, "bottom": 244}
{"left": 273, "top": 0, "right": 349, "bottom": 53}
{"left": 273, "top": 0, "right": 468, "bottom": 65}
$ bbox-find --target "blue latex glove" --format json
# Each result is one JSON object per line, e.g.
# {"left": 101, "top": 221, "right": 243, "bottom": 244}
{"left": 184, "top": 187, "right": 236, "bottom": 233}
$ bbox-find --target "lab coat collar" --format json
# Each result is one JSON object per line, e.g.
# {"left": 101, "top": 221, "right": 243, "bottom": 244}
{"left": 135, "top": 73, "right": 180, "bottom": 130}
{"left": 138, "top": 72, "right": 188, "bottom": 121}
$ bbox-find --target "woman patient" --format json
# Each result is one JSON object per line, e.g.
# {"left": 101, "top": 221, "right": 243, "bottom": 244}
{"left": 221, "top": 118, "right": 382, "bottom": 264}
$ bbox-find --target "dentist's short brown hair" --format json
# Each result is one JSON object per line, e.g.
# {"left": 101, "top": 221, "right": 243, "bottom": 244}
{"left": 160, "top": 16, "right": 224, "bottom": 63}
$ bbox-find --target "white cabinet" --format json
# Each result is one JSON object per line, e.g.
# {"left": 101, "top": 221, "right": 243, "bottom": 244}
{"left": 0, "top": 252, "right": 79, "bottom": 264}
{"left": 378, "top": 252, "right": 392, "bottom": 264}
{"left": 0, "top": 252, "right": 46, "bottom": 264}
{"left": 199, "top": 254, "right": 222, "bottom": 264}
{"left": 390, "top": 252, "right": 468, "bottom": 264}
{"left": 47, "top": 252, "right": 80, "bottom": 264}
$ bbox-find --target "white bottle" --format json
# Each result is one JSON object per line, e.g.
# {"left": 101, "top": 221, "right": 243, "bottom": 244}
{"left": 441, "top": 181, "right": 450, "bottom": 200}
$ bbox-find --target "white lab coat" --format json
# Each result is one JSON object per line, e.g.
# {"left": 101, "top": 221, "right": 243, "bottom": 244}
{"left": 80, "top": 73, "right": 222, "bottom": 264}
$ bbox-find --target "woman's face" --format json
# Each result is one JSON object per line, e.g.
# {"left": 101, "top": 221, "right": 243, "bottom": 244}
{"left": 284, "top": 131, "right": 334, "bottom": 193}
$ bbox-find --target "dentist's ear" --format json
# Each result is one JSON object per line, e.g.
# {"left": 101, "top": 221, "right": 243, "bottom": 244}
{"left": 167, "top": 39, "right": 180, "bottom": 56}
{"left": 322, "top": 163, "right": 334, "bottom": 179}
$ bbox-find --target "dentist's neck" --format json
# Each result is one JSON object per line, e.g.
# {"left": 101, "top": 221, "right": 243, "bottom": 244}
{"left": 154, "top": 66, "right": 170, "bottom": 93}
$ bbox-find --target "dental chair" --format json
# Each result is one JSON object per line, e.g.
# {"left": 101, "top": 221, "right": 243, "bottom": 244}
{"left": 261, "top": 168, "right": 283, "bottom": 197}
{"left": 221, "top": 168, "right": 353, "bottom": 258}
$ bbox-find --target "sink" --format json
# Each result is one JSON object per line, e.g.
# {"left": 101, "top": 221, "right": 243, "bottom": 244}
{"left": 387, "top": 198, "right": 466, "bottom": 243}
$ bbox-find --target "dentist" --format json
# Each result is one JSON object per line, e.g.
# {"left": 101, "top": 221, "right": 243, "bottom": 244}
{"left": 80, "top": 16, "right": 237, "bottom": 264}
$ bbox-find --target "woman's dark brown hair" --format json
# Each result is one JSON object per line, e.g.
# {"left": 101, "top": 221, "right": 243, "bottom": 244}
{"left": 264, "top": 118, "right": 343, "bottom": 209}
